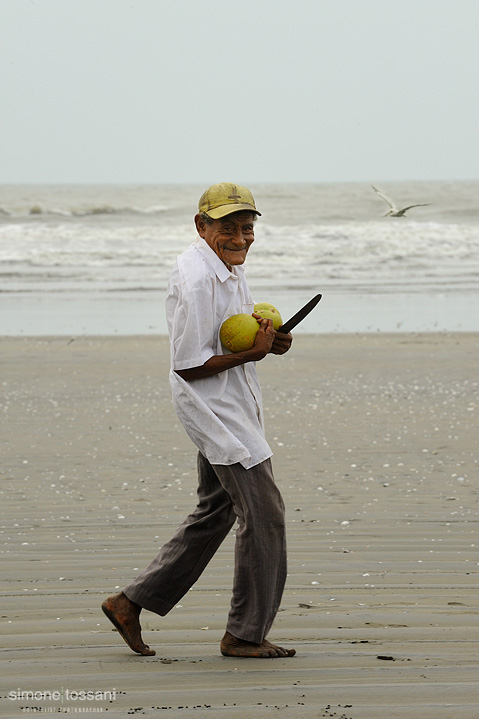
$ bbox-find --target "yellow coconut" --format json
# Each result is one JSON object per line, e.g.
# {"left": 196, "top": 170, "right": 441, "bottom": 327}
{"left": 220, "top": 314, "right": 260, "bottom": 352}
{"left": 253, "top": 302, "right": 283, "bottom": 330}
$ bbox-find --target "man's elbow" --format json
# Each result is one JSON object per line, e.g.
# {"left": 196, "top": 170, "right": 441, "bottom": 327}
{"left": 175, "top": 366, "right": 203, "bottom": 381}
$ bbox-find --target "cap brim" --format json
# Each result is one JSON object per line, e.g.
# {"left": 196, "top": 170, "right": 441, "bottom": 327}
{"left": 205, "top": 203, "right": 261, "bottom": 220}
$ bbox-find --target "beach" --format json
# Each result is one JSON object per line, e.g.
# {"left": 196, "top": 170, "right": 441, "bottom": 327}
{"left": 1, "top": 332, "right": 478, "bottom": 718}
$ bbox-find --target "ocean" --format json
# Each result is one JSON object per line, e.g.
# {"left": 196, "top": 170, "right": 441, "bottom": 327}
{"left": 1, "top": 181, "right": 478, "bottom": 335}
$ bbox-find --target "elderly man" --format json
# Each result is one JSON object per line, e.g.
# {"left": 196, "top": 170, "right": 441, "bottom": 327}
{"left": 102, "top": 182, "right": 295, "bottom": 659}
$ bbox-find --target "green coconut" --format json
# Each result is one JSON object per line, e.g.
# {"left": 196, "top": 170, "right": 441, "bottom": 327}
{"left": 220, "top": 313, "right": 260, "bottom": 352}
{"left": 253, "top": 302, "right": 283, "bottom": 330}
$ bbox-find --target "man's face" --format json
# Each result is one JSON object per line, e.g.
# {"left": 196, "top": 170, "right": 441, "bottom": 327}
{"left": 195, "top": 211, "right": 256, "bottom": 267}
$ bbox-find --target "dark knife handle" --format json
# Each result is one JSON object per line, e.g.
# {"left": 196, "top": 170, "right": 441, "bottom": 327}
{"left": 277, "top": 293, "right": 322, "bottom": 334}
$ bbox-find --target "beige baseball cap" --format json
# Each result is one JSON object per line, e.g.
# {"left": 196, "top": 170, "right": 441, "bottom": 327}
{"left": 198, "top": 182, "right": 261, "bottom": 219}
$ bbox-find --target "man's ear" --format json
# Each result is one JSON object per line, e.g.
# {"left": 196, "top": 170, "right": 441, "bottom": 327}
{"left": 194, "top": 213, "right": 206, "bottom": 238}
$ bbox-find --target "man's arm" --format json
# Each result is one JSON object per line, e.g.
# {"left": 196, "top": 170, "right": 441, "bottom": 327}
{"left": 176, "top": 317, "right": 277, "bottom": 382}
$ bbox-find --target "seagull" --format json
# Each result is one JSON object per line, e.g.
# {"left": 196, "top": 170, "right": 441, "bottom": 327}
{"left": 371, "top": 184, "right": 430, "bottom": 217}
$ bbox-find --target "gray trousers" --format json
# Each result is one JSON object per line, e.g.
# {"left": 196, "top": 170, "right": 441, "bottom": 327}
{"left": 123, "top": 452, "right": 287, "bottom": 644}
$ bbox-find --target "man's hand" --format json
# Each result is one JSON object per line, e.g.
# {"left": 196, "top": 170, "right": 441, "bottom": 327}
{"left": 270, "top": 330, "right": 293, "bottom": 355}
{"left": 252, "top": 313, "right": 292, "bottom": 355}
{"left": 252, "top": 314, "right": 275, "bottom": 356}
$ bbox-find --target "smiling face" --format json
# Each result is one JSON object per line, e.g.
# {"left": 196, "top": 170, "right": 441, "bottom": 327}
{"left": 195, "top": 211, "right": 256, "bottom": 268}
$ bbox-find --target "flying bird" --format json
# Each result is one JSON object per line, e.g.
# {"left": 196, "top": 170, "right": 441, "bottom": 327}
{"left": 371, "top": 184, "right": 430, "bottom": 217}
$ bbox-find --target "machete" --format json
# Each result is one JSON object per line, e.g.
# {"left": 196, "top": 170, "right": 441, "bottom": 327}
{"left": 276, "top": 293, "right": 322, "bottom": 334}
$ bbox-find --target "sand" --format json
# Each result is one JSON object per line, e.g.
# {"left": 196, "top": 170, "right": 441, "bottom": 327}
{"left": 1, "top": 333, "right": 478, "bottom": 718}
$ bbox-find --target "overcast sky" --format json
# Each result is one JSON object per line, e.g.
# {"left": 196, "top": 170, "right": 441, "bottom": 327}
{"left": 2, "top": 0, "right": 479, "bottom": 184}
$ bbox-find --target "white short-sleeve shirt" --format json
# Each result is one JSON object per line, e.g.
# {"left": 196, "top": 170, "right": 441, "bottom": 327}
{"left": 166, "top": 237, "right": 272, "bottom": 469}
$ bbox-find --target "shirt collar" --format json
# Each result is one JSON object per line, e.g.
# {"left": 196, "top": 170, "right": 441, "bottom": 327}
{"left": 195, "top": 237, "right": 244, "bottom": 283}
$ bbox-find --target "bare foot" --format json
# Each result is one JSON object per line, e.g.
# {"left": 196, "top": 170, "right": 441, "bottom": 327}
{"left": 220, "top": 631, "right": 296, "bottom": 658}
{"left": 101, "top": 592, "right": 156, "bottom": 656}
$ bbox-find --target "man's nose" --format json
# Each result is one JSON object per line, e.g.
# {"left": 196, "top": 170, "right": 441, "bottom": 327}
{"left": 231, "top": 229, "right": 246, "bottom": 244}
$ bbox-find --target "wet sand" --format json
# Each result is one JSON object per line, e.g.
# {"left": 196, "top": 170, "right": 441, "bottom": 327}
{"left": 1, "top": 333, "right": 478, "bottom": 718}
